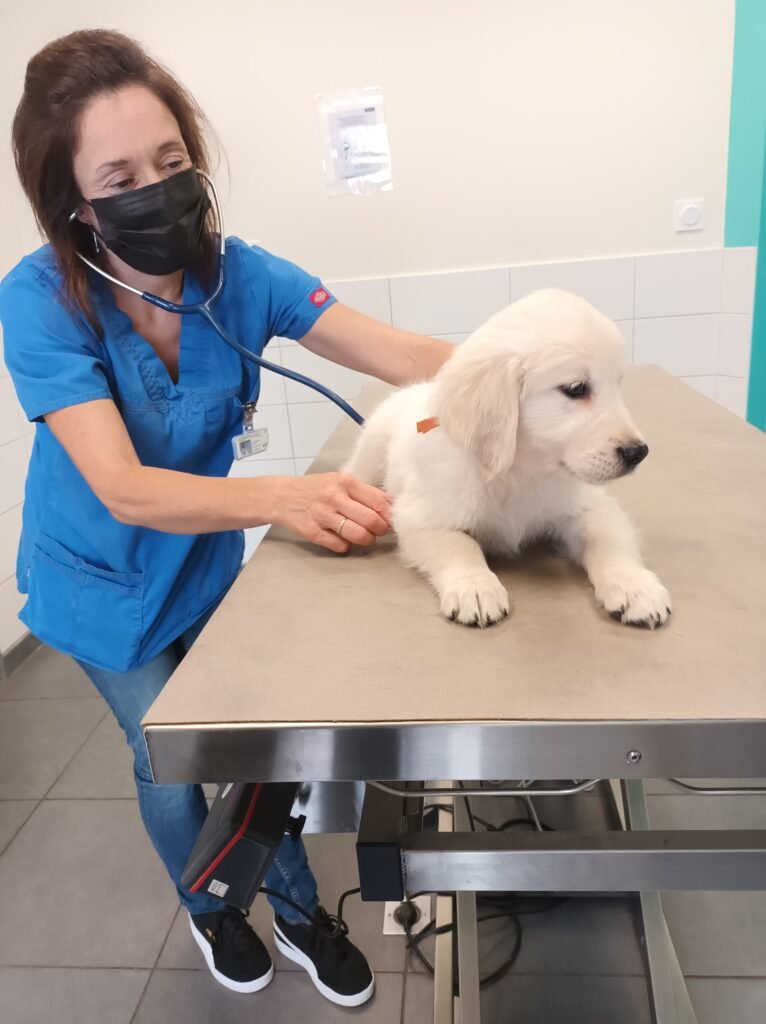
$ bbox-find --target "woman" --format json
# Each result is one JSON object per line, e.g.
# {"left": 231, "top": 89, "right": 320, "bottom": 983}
{"left": 1, "top": 30, "right": 451, "bottom": 1007}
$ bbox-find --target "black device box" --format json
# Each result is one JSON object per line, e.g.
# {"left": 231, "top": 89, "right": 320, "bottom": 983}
{"left": 182, "top": 782, "right": 299, "bottom": 910}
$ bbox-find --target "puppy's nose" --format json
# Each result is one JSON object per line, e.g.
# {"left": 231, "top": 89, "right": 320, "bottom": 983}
{"left": 617, "top": 442, "right": 649, "bottom": 469}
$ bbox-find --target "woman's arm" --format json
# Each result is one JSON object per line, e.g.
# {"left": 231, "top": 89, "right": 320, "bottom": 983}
{"left": 45, "top": 399, "right": 391, "bottom": 553}
{"left": 300, "top": 302, "right": 453, "bottom": 386}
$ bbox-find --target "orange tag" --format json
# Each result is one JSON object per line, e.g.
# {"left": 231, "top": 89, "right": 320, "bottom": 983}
{"left": 416, "top": 416, "right": 440, "bottom": 434}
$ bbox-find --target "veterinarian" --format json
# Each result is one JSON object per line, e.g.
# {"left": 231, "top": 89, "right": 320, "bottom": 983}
{"left": 0, "top": 30, "right": 451, "bottom": 1006}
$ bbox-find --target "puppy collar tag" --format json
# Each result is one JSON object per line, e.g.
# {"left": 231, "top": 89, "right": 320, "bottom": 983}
{"left": 416, "top": 416, "right": 440, "bottom": 434}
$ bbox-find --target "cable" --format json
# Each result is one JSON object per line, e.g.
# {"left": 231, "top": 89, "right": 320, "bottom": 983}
{"left": 258, "top": 884, "right": 360, "bottom": 939}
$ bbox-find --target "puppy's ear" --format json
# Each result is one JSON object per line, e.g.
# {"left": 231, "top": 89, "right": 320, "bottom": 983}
{"left": 435, "top": 349, "right": 522, "bottom": 480}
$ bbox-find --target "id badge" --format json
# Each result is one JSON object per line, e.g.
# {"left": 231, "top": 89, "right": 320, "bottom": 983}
{"left": 232, "top": 401, "right": 270, "bottom": 460}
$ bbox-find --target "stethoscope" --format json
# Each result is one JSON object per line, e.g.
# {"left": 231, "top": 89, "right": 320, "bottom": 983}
{"left": 69, "top": 170, "right": 365, "bottom": 426}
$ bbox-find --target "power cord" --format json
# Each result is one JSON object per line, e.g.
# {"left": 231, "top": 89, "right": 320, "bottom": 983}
{"left": 258, "top": 884, "right": 360, "bottom": 939}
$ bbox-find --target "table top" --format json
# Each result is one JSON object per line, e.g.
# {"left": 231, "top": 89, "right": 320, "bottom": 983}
{"left": 145, "top": 367, "right": 766, "bottom": 745}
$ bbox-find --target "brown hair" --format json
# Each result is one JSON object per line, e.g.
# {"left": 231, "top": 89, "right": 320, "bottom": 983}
{"left": 11, "top": 29, "right": 218, "bottom": 335}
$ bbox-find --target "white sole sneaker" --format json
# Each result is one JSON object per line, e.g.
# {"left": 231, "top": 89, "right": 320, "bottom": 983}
{"left": 189, "top": 914, "right": 274, "bottom": 994}
{"left": 273, "top": 921, "right": 375, "bottom": 1007}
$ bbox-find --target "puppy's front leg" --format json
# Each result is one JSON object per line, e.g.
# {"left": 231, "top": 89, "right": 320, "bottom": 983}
{"left": 564, "top": 492, "right": 671, "bottom": 629}
{"left": 396, "top": 518, "right": 510, "bottom": 627}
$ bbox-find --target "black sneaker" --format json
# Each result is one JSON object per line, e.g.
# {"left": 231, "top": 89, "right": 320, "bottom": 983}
{"left": 190, "top": 907, "right": 274, "bottom": 993}
{"left": 273, "top": 906, "right": 375, "bottom": 1007}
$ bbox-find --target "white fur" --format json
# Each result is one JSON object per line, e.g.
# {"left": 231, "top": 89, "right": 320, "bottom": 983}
{"left": 346, "top": 289, "right": 671, "bottom": 629}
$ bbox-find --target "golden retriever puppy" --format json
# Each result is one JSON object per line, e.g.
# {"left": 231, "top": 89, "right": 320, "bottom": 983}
{"left": 346, "top": 289, "right": 671, "bottom": 628}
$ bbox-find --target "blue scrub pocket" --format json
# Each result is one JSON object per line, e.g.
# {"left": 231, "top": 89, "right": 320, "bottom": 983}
{"left": 27, "top": 533, "right": 144, "bottom": 672}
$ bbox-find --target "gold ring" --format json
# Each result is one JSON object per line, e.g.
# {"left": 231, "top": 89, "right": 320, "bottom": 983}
{"left": 337, "top": 516, "right": 348, "bottom": 538}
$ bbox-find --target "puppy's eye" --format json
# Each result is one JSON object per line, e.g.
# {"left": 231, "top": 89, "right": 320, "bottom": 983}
{"left": 559, "top": 381, "right": 591, "bottom": 399}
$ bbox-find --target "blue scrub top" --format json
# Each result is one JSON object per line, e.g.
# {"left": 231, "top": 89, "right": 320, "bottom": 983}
{"left": 0, "top": 237, "right": 336, "bottom": 671}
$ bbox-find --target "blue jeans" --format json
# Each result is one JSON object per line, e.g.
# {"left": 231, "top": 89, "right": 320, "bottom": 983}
{"left": 75, "top": 607, "right": 318, "bottom": 922}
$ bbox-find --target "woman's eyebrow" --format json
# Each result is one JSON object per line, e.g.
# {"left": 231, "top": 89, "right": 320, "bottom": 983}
{"left": 93, "top": 140, "right": 186, "bottom": 182}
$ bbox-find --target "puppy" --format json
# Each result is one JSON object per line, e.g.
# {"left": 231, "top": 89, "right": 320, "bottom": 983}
{"left": 345, "top": 288, "right": 671, "bottom": 629}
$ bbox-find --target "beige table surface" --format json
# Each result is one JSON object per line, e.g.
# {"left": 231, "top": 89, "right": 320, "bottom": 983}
{"left": 144, "top": 367, "right": 766, "bottom": 732}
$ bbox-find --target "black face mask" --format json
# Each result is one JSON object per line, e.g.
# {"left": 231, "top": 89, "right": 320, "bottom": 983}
{"left": 88, "top": 167, "right": 210, "bottom": 276}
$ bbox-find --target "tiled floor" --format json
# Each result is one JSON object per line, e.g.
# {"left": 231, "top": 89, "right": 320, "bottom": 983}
{"left": 1, "top": 647, "right": 766, "bottom": 1022}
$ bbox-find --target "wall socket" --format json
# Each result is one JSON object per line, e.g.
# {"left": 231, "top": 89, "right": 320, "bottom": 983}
{"left": 674, "top": 198, "right": 705, "bottom": 232}
{"left": 382, "top": 895, "right": 433, "bottom": 936}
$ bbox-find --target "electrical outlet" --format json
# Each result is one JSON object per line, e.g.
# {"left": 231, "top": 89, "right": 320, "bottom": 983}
{"left": 674, "top": 199, "right": 705, "bottom": 233}
{"left": 382, "top": 895, "right": 433, "bottom": 936}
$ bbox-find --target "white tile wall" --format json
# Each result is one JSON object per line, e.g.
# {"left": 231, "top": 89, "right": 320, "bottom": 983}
{"left": 633, "top": 314, "right": 720, "bottom": 377}
{"left": 680, "top": 375, "right": 718, "bottom": 400}
{"left": 635, "top": 250, "right": 723, "bottom": 318}
{"left": 716, "top": 376, "right": 749, "bottom": 419}
{"left": 722, "top": 247, "right": 757, "bottom": 314}
{"left": 327, "top": 278, "right": 392, "bottom": 323}
{"left": 0, "top": 575, "right": 25, "bottom": 652}
{"left": 0, "top": 503, "right": 22, "bottom": 583}
{"left": 257, "top": 344, "right": 287, "bottom": 406}
{"left": 295, "top": 458, "right": 315, "bottom": 475}
{"left": 389, "top": 268, "right": 510, "bottom": 335}
{"left": 280, "top": 345, "right": 373, "bottom": 405}
{"left": 511, "top": 257, "right": 635, "bottom": 321}
{"left": 0, "top": 376, "right": 31, "bottom": 446}
{"left": 0, "top": 435, "right": 32, "bottom": 516}
{"left": 718, "top": 313, "right": 752, "bottom": 379}
{"left": 288, "top": 402, "right": 345, "bottom": 460}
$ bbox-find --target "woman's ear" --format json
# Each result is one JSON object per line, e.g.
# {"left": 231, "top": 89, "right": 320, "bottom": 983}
{"left": 435, "top": 348, "right": 522, "bottom": 481}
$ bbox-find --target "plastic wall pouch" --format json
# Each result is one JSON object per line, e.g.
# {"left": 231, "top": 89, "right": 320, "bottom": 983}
{"left": 316, "top": 88, "right": 393, "bottom": 197}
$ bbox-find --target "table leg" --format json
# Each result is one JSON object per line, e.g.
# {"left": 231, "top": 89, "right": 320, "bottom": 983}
{"left": 620, "top": 780, "right": 699, "bottom": 1024}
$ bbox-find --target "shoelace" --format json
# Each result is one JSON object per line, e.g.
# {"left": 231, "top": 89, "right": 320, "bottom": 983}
{"left": 210, "top": 908, "right": 260, "bottom": 958}
{"left": 315, "top": 905, "right": 349, "bottom": 942}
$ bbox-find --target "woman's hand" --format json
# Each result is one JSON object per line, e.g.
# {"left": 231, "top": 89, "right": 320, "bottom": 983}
{"left": 274, "top": 472, "right": 393, "bottom": 553}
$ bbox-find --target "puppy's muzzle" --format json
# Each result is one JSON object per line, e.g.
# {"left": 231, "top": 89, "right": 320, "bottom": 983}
{"left": 617, "top": 442, "right": 649, "bottom": 470}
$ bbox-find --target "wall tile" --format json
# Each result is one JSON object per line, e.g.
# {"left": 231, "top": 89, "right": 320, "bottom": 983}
{"left": 434, "top": 333, "right": 471, "bottom": 345}
{"left": 325, "top": 278, "right": 391, "bottom": 323}
{"left": 511, "top": 257, "right": 635, "bottom": 320}
{"left": 256, "top": 345, "right": 287, "bottom": 406}
{"left": 680, "top": 375, "right": 718, "bottom": 399}
{"left": 634, "top": 314, "right": 719, "bottom": 376}
{"left": 718, "top": 313, "right": 752, "bottom": 378}
{"left": 390, "top": 268, "right": 509, "bottom": 335}
{"left": 280, "top": 345, "right": 373, "bottom": 405}
{"left": 635, "top": 250, "right": 723, "bottom": 318}
{"left": 0, "top": 434, "right": 32, "bottom": 515}
{"left": 722, "top": 246, "right": 757, "bottom": 314}
{"left": 295, "top": 458, "right": 315, "bottom": 475}
{"left": 716, "top": 376, "right": 749, "bottom": 419}
{"left": 0, "top": 575, "right": 25, "bottom": 653}
{"left": 0, "top": 504, "right": 22, "bottom": 583}
{"left": 0, "top": 377, "right": 30, "bottom": 446}
{"left": 288, "top": 402, "right": 344, "bottom": 459}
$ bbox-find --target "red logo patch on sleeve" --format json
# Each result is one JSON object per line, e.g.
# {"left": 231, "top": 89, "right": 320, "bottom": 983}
{"left": 310, "top": 288, "right": 330, "bottom": 307}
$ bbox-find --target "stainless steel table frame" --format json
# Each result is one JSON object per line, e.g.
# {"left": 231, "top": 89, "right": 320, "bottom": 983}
{"left": 144, "top": 369, "right": 766, "bottom": 1024}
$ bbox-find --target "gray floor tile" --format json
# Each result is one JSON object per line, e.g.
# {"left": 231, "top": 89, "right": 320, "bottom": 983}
{"left": 0, "top": 646, "right": 96, "bottom": 700}
{"left": 688, "top": 978, "right": 766, "bottom": 1024}
{"left": 158, "top": 833, "right": 406, "bottom": 974}
{"left": 134, "top": 967, "right": 403, "bottom": 1023}
{"left": 410, "top": 895, "right": 645, "bottom": 978}
{"left": 647, "top": 793, "right": 766, "bottom": 829}
{"left": 480, "top": 974, "right": 652, "bottom": 1023}
{"left": 647, "top": 793, "right": 766, "bottom": 975}
{"left": 0, "top": 801, "right": 37, "bottom": 855}
{"left": 0, "top": 800, "right": 178, "bottom": 967}
{"left": 402, "top": 970, "right": 433, "bottom": 1024}
{"left": 0, "top": 698, "right": 105, "bottom": 798}
{"left": 48, "top": 714, "right": 135, "bottom": 799}
{"left": 661, "top": 891, "right": 766, "bottom": 977}
{"left": 0, "top": 966, "right": 149, "bottom": 1024}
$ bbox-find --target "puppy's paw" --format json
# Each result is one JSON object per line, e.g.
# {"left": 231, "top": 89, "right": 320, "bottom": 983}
{"left": 596, "top": 567, "right": 672, "bottom": 629}
{"left": 439, "top": 573, "right": 510, "bottom": 628}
